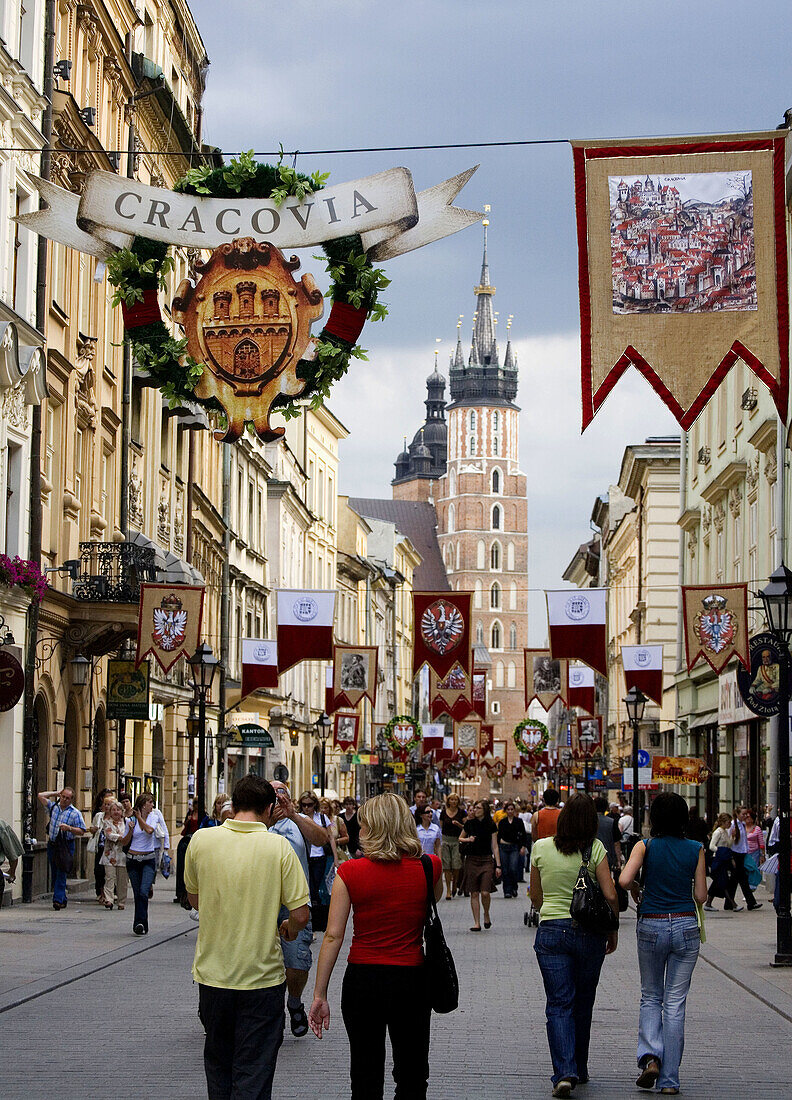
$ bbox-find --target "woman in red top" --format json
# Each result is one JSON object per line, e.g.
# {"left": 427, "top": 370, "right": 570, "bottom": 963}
{"left": 309, "top": 792, "right": 442, "bottom": 1099}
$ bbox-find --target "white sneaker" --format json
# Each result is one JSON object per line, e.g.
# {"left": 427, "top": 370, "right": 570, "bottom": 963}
{"left": 189, "top": 909, "right": 199, "bottom": 922}
{"left": 703, "top": 903, "right": 716, "bottom": 912}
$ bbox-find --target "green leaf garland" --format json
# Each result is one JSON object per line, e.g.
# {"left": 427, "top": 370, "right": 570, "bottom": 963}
{"left": 513, "top": 719, "right": 550, "bottom": 756}
{"left": 383, "top": 714, "right": 423, "bottom": 755}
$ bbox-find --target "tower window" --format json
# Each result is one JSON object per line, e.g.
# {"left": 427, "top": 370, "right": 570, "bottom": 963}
{"left": 469, "top": 410, "right": 477, "bottom": 431}
{"left": 469, "top": 435, "right": 476, "bottom": 456}
{"left": 493, "top": 436, "right": 499, "bottom": 456}
{"left": 490, "top": 541, "right": 500, "bottom": 570}
{"left": 491, "top": 621, "right": 502, "bottom": 650}
{"left": 476, "top": 621, "right": 484, "bottom": 644}
{"left": 492, "top": 469, "right": 500, "bottom": 494}
{"left": 492, "top": 504, "right": 501, "bottom": 530}
{"left": 493, "top": 411, "right": 499, "bottom": 431}
{"left": 490, "top": 582, "right": 500, "bottom": 609}
{"left": 510, "top": 622, "right": 517, "bottom": 649}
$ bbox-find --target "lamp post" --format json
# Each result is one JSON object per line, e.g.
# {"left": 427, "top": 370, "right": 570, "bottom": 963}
{"left": 188, "top": 643, "right": 219, "bottom": 818}
{"left": 315, "top": 711, "right": 332, "bottom": 797}
{"left": 579, "top": 733, "right": 596, "bottom": 792}
{"left": 624, "top": 686, "right": 647, "bottom": 836}
{"left": 758, "top": 564, "right": 792, "bottom": 966}
{"left": 561, "top": 749, "right": 573, "bottom": 798}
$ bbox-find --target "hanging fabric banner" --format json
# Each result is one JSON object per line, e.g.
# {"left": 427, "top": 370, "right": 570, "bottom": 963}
{"left": 568, "top": 664, "right": 596, "bottom": 715}
{"left": 421, "top": 722, "right": 446, "bottom": 753}
{"left": 572, "top": 131, "right": 789, "bottom": 430}
{"left": 546, "top": 589, "right": 608, "bottom": 677}
{"left": 576, "top": 715, "right": 603, "bottom": 757}
{"left": 334, "top": 712, "right": 360, "bottom": 753}
{"left": 412, "top": 592, "right": 471, "bottom": 679}
{"left": 472, "top": 668, "right": 488, "bottom": 718}
{"left": 136, "top": 583, "right": 205, "bottom": 673}
{"left": 454, "top": 717, "right": 482, "bottom": 758}
{"left": 325, "top": 666, "right": 339, "bottom": 715}
{"left": 332, "top": 644, "right": 378, "bottom": 709}
{"left": 682, "top": 583, "right": 749, "bottom": 674}
{"left": 240, "top": 639, "right": 279, "bottom": 701}
{"left": 479, "top": 723, "right": 494, "bottom": 758}
{"left": 276, "top": 590, "right": 335, "bottom": 674}
{"left": 429, "top": 663, "right": 474, "bottom": 721}
{"left": 524, "top": 649, "right": 568, "bottom": 711}
{"left": 621, "top": 644, "right": 664, "bottom": 706}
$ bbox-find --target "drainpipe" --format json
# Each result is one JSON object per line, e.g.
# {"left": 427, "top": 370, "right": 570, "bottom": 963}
{"left": 675, "top": 432, "right": 687, "bottom": 759}
{"left": 21, "top": 0, "right": 56, "bottom": 903}
{"left": 219, "top": 444, "right": 231, "bottom": 790}
{"left": 768, "top": 418, "right": 787, "bottom": 815}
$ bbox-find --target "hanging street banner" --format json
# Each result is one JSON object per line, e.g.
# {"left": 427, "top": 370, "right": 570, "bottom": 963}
{"left": 276, "top": 590, "right": 335, "bottom": 674}
{"left": 454, "top": 717, "right": 482, "bottom": 759}
{"left": 413, "top": 592, "right": 471, "bottom": 679}
{"left": 18, "top": 166, "right": 483, "bottom": 262}
{"left": 572, "top": 132, "right": 789, "bottom": 431}
{"left": 652, "top": 755, "right": 709, "bottom": 785}
{"left": 430, "top": 663, "right": 474, "bottom": 721}
{"left": 546, "top": 589, "right": 608, "bottom": 676}
{"left": 736, "top": 632, "right": 791, "bottom": 717}
{"left": 136, "top": 583, "right": 205, "bottom": 674}
{"left": 682, "top": 583, "right": 749, "bottom": 675}
{"left": 421, "top": 723, "right": 446, "bottom": 753}
{"left": 576, "top": 715, "right": 603, "bottom": 757}
{"left": 332, "top": 644, "right": 378, "bottom": 709}
{"left": 233, "top": 723, "right": 275, "bottom": 749}
{"left": 567, "top": 664, "right": 596, "bottom": 715}
{"left": 524, "top": 649, "right": 568, "bottom": 711}
{"left": 334, "top": 712, "right": 360, "bottom": 753}
{"left": 472, "top": 668, "right": 488, "bottom": 718}
{"left": 240, "top": 639, "right": 279, "bottom": 700}
{"left": 107, "top": 659, "right": 150, "bottom": 721}
{"left": 621, "top": 644, "right": 664, "bottom": 706}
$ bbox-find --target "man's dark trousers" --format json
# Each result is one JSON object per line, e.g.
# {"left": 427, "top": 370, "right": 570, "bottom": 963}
{"left": 198, "top": 981, "right": 286, "bottom": 1099}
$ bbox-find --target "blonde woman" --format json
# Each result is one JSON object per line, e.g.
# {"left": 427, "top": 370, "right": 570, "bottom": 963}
{"left": 308, "top": 793, "right": 443, "bottom": 1099}
{"left": 100, "top": 800, "right": 129, "bottom": 909}
{"left": 439, "top": 793, "right": 466, "bottom": 898}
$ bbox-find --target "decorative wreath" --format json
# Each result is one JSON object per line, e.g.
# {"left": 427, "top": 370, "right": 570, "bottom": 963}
{"left": 513, "top": 718, "right": 550, "bottom": 757}
{"left": 106, "top": 150, "right": 390, "bottom": 421}
{"left": 383, "top": 714, "right": 423, "bottom": 755}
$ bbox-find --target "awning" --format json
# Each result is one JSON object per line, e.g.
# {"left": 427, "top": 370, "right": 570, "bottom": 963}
{"left": 687, "top": 710, "right": 719, "bottom": 729}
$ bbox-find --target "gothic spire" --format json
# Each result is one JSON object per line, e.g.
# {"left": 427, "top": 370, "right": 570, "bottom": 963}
{"left": 470, "top": 209, "right": 497, "bottom": 367}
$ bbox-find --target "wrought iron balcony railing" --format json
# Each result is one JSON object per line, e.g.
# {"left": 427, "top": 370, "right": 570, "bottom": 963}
{"left": 72, "top": 541, "right": 157, "bottom": 603}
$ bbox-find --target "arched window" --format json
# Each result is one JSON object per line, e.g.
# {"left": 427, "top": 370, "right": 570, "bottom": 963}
{"left": 490, "top": 582, "right": 501, "bottom": 609}
{"left": 492, "top": 411, "right": 499, "bottom": 432}
{"left": 469, "top": 410, "right": 477, "bottom": 431}
{"left": 491, "top": 621, "right": 502, "bottom": 650}
{"left": 447, "top": 503, "right": 455, "bottom": 533}
{"left": 476, "top": 620, "right": 484, "bottom": 644}
{"left": 477, "top": 540, "right": 485, "bottom": 570}
{"left": 455, "top": 543, "right": 461, "bottom": 569}
{"left": 469, "top": 435, "right": 476, "bottom": 456}
{"left": 492, "top": 504, "right": 501, "bottom": 530}
{"left": 495, "top": 660, "right": 504, "bottom": 687}
{"left": 493, "top": 435, "right": 499, "bottom": 456}
{"left": 509, "top": 582, "right": 517, "bottom": 610}
{"left": 507, "top": 661, "right": 516, "bottom": 688}
{"left": 510, "top": 622, "right": 517, "bottom": 649}
{"left": 474, "top": 580, "right": 483, "bottom": 608}
{"left": 507, "top": 542, "right": 515, "bottom": 571}
{"left": 448, "top": 468, "right": 456, "bottom": 496}
{"left": 492, "top": 468, "right": 500, "bottom": 494}
{"left": 490, "top": 541, "right": 501, "bottom": 570}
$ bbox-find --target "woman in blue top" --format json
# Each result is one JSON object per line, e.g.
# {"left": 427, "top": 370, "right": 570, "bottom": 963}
{"left": 620, "top": 792, "right": 707, "bottom": 1096}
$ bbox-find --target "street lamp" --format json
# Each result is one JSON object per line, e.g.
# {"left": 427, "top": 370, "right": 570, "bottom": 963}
{"left": 624, "top": 686, "right": 647, "bottom": 836}
{"left": 315, "top": 711, "right": 332, "bottom": 797}
{"left": 561, "top": 749, "right": 573, "bottom": 797}
{"left": 70, "top": 654, "right": 90, "bottom": 687}
{"left": 188, "top": 642, "right": 219, "bottom": 817}
{"left": 759, "top": 564, "right": 792, "bottom": 966}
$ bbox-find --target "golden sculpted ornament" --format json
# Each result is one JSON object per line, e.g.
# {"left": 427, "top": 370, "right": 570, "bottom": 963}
{"left": 173, "top": 238, "right": 324, "bottom": 442}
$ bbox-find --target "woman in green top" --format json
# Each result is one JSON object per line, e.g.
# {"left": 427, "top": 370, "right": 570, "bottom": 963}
{"left": 530, "top": 794, "right": 619, "bottom": 1098}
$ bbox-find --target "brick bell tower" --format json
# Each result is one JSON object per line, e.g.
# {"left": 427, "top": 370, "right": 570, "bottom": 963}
{"left": 436, "top": 217, "right": 529, "bottom": 790}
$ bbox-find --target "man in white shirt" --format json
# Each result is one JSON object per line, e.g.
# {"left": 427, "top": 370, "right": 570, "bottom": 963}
{"left": 729, "top": 808, "right": 762, "bottom": 910}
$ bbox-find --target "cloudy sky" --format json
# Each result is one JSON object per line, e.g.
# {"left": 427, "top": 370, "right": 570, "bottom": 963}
{"left": 188, "top": 0, "right": 791, "bottom": 642}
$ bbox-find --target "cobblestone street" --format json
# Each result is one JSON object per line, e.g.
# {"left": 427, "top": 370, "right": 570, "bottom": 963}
{"left": 2, "top": 877, "right": 792, "bottom": 1098}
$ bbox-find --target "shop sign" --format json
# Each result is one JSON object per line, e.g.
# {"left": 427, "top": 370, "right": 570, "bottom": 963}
{"left": 0, "top": 649, "right": 24, "bottom": 712}
{"left": 231, "top": 723, "right": 274, "bottom": 748}
{"left": 736, "top": 632, "right": 789, "bottom": 717}
{"left": 107, "top": 659, "right": 150, "bottom": 720}
{"left": 718, "top": 667, "right": 752, "bottom": 725}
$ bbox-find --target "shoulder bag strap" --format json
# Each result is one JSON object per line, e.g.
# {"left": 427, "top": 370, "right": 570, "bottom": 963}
{"left": 420, "top": 854, "right": 437, "bottom": 920}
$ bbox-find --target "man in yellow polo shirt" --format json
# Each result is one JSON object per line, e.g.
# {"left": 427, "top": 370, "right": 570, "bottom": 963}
{"left": 185, "top": 774, "right": 310, "bottom": 1100}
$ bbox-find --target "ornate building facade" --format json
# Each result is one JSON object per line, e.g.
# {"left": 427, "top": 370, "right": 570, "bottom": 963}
{"left": 391, "top": 230, "right": 531, "bottom": 794}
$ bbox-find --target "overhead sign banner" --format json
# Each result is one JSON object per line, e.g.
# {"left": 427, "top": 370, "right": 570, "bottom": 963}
{"left": 413, "top": 592, "right": 471, "bottom": 679}
{"left": 524, "top": 649, "right": 568, "bottom": 711}
{"left": 241, "top": 639, "right": 279, "bottom": 700}
{"left": 472, "top": 668, "right": 488, "bottom": 718}
{"left": 422, "top": 723, "right": 445, "bottom": 753}
{"left": 652, "top": 756, "right": 709, "bottom": 785}
{"left": 546, "top": 589, "right": 608, "bottom": 677}
{"left": 430, "top": 663, "right": 474, "bottom": 721}
{"left": 236, "top": 723, "right": 275, "bottom": 749}
{"left": 136, "top": 583, "right": 205, "bottom": 673}
{"left": 572, "top": 132, "right": 789, "bottom": 430}
{"left": 333, "top": 644, "right": 378, "bottom": 709}
{"left": 682, "top": 583, "right": 749, "bottom": 674}
{"left": 334, "top": 712, "right": 360, "bottom": 753}
{"left": 568, "top": 664, "right": 596, "bottom": 715}
{"left": 621, "top": 644, "right": 664, "bottom": 706}
{"left": 276, "top": 590, "right": 335, "bottom": 674}
{"left": 107, "top": 659, "right": 150, "bottom": 721}
{"left": 576, "top": 715, "right": 603, "bottom": 757}
{"left": 18, "top": 166, "right": 483, "bottom": 262}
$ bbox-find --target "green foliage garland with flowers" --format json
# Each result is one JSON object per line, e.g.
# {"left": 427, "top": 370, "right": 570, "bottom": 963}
{"left": 513, "top": 718, "right": 550, "bottom": 756}
{"left": 383, "top": 714, "right": 423, "bottom": 755}
{"left": 105, "top": 150, "right": 390, "bottom": 418}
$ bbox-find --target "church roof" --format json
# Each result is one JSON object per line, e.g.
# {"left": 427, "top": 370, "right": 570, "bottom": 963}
{"left": 348, "top": 498, "right": 450, "bottom": 591}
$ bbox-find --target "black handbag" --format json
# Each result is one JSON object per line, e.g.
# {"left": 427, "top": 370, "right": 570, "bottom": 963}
{"left": 51, "top": 831, "right": 74, "bottom": 874}
{"left": 420, "top": 855, "right": 459, "bottom": 1013}
{"left": 569, "top": 842, "right": 619, "bottom": 934}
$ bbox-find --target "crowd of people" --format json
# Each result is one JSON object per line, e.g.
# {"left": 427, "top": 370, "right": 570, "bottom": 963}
{"left": 3, "top": 778, "right": 786, "bottom": 1099}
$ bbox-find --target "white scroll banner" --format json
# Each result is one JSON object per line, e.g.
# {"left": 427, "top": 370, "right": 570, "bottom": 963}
{"left": 16, "top": 165, "right": 482, "bottom": 261}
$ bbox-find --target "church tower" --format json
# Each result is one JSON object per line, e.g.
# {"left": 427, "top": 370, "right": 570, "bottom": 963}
{"left": 436, "top": 216, "right": 529, "bottom": 778}
{"left": 392, "top": 355, "right": 448, "bottom": 501}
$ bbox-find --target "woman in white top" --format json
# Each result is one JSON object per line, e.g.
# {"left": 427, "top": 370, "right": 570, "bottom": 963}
{"left": 704, "top": 812, "right": 739, "bottom": 912}
{"left": 100, "top": 800, "right": 129, "bottom": 910}
{"left": 416, "top": 806, "right": 442, "bottom": 857}
{"left": 125, "top": 792, "right": 161, "bottom": 935}
{"left": 88, "top": 790, "right": 114, "bottom": 901}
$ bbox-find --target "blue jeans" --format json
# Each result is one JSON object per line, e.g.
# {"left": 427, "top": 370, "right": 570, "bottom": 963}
{"left": 499, "top": 843, "right": 522, "bottom": 896}
{"left": 636, "top": 915, "right": 700, "bottom": 1090}
{"left": 47, "top": 842, "right": 70, "bottom": 905}
{"left": 533, "top": 918, "right": 607, "bottom": 1085}
{"left": 127, "top": 858, "right": 156, "bottom": 931}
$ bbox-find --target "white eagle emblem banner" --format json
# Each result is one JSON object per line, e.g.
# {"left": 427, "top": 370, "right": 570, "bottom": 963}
{"left": 136, "top": 584, "right": 205, "bottom": 673}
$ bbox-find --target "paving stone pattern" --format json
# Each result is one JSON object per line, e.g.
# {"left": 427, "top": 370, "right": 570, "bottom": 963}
{"left": 1, "top": 882, "right": 791, "bottom": 1098}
